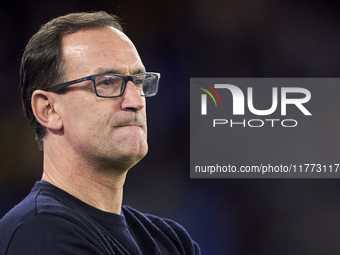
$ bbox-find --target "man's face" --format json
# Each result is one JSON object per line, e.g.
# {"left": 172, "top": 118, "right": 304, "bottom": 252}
{"left": 56, "top": 26, "right": 148, "bottom": 171}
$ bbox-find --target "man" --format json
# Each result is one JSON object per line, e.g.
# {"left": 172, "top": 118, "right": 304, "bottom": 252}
{"left": 0, "top": 11, "right": 200, "bottom": 255}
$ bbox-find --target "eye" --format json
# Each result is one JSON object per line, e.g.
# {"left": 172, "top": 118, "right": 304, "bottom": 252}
{"left": 97, "top": 76, "right": 121, "bottom": 86}
{"left": 133, "top": 74, "right": 146, "bottom": 87}
{"left": 98, "top": 78, "right": 111, "bottom": 86}
{"left": 134, "top": 79, "right": 144, "bottom": 86}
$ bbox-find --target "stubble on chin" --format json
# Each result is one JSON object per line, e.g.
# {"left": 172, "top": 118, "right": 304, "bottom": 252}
{"left": 94, "top": 127, "right": 148, "bottom": 173}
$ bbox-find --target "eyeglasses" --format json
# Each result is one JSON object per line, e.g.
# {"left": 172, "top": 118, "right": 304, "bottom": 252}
{"left": 45, "top": 72, "right": 160, "bottom": 98}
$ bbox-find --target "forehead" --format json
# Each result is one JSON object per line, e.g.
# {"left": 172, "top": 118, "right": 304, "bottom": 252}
{"left": 61, "top": 26, "right": 145, "bottom": 77}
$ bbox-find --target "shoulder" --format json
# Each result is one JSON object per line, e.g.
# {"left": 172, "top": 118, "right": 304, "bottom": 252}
{"left": 122, "top": 205, "right": 201, "bottom": 255}
{"left": 0, "top": 188, "right": 39, "bottom": 254}
{"left": 0, "top": 182, "right": 106, "bottom": 255}
{"left": 0, "top": 183, "right": 70, "bottom": 246}
{"left": 3, "top": 214, "right": 105, "bottom": 255}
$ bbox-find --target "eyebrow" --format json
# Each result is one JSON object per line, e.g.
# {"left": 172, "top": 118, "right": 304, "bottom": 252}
{"left": 93, "top": 67, "right": 146, "bottom": 76}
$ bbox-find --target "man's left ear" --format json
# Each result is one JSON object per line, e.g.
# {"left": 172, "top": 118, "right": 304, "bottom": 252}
{"left": 31, "top": 90, "right": 63, "bottom": 131}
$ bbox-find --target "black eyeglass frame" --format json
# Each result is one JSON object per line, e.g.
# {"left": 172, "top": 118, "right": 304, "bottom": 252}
{"left": 45, "top": 72, "right": 160, "bottom": 98}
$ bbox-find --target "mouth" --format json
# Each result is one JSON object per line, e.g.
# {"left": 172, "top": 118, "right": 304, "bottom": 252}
{"left": 116, "top": 123, "right": 143, "bottom": 128}
{"left": 113, "top": 114, "right": 146, "bottom": 129}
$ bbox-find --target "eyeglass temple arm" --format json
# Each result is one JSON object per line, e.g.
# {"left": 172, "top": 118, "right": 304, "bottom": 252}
{"left": 46, "top": 77, "right": 92, "bottom": 92}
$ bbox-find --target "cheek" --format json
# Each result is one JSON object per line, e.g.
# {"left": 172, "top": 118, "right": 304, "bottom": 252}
{"left": 61, "top": 96, "right": 103, "bottom": 133}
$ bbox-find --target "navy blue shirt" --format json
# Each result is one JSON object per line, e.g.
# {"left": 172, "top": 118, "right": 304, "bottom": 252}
{"left": 0, "top": 181, "right": 200, "bottom": 255}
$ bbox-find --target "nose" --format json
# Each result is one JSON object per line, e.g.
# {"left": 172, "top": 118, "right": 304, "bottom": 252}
{"left": 121, "top": 81, "right": 145, "bottom": 111}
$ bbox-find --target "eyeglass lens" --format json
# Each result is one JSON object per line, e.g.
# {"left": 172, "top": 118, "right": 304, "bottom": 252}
{"left": 95, "top": 74, "right": 158, "bottom": 97}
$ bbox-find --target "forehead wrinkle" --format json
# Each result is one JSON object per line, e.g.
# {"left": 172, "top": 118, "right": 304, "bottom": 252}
{"left": 129, "top": 66, "right": 146, "bottom": 75}
{"left": 93, "top": 65, "right": 146, "bottom": 76}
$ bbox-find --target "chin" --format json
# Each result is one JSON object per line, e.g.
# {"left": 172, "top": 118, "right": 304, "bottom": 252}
{"left": 110, "top": 153, "right": 147, "bottom": 173}
{"left": 126, "top": 145, "right": 148, "bottom": 165}
{"left": 100, "top": 132, "right": 148, "bottom": 170}
{"left": 109, "top": 144, "right": 148, "bottom": 171}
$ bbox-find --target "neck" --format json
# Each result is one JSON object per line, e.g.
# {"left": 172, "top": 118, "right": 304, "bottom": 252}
{"left": 42, "top": 143, "right": 128, "bottom": 215}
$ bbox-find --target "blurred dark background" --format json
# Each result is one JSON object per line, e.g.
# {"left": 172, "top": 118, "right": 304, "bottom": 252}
{"left": 2, "top": 0, "right": 340, "bottom": 254}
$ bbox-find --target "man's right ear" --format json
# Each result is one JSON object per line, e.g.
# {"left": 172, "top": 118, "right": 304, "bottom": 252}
{"left": 31, "top": 90, "right": 63, "bottom": 131}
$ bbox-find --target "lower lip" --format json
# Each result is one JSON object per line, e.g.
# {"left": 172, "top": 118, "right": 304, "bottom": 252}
{"left": 116, "top": 125, "right": 145, "bottom": 136}
{"left": 117, "top": 125, "right": 143, "bottom": 130}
